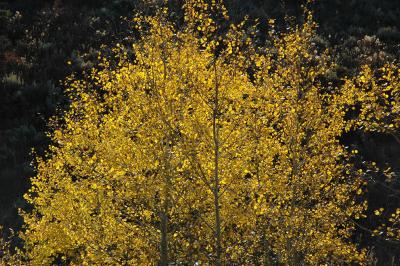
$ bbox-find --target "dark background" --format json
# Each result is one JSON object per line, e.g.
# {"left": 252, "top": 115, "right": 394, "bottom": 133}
{"left": 1, "top": 0, "right": 399, "bottom": 264}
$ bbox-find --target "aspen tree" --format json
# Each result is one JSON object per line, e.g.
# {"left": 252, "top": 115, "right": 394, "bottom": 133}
{"left": 178, "top": 1, "right": 257, "bottom": 264}
{"left": 21, "top": 11, "right": 197, "bottom": 265}
{"left": 248, "top": 12, "right": 368, "bottom": 265}
{"left": 19, "top": 1, "right": 400, "bottom": 265}
{"left": 21, "top": 3, "right": 253, "bottom": 264}
{"left": 341, "top": 63, "right": 400, "bottom": 243}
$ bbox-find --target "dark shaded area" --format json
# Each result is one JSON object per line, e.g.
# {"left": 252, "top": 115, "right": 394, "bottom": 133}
{"left": 0, "top": 0, "right": 399, "bottom": 264}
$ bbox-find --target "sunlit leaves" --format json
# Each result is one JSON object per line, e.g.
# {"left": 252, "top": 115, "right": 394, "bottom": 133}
{"left": 19, "top": 1, "right": 400, "bottom": 265}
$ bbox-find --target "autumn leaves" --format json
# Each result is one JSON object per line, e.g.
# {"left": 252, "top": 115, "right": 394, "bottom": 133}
{"left": 17, "top": 1, "right": 400, "bottom": 265}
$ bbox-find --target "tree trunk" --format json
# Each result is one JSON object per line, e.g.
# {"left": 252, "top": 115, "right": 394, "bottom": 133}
{"left": 160, "top": 140, "right": 171, "bottom": 266}
{"left": 213, "top": 64, "right": 222, "bottom": 266}
{"left": 160, "top": 205, "right": 169, "bottom": 266}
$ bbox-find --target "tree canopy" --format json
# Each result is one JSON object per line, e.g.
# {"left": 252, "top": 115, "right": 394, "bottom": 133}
{"left": 1, "top": 0, "right": 400, "bottom": 265}
{"left": 2, "top": 1, "right": 396, "bottom": 265}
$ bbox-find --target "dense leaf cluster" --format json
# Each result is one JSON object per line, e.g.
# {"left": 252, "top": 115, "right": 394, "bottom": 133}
{"left": 0, "top": 0, "right": 400, "bottom": 264}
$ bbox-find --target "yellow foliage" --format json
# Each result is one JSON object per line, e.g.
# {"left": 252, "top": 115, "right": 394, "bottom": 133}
{"left": 19, "top": 1, "right": 400, "bottom": 265}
